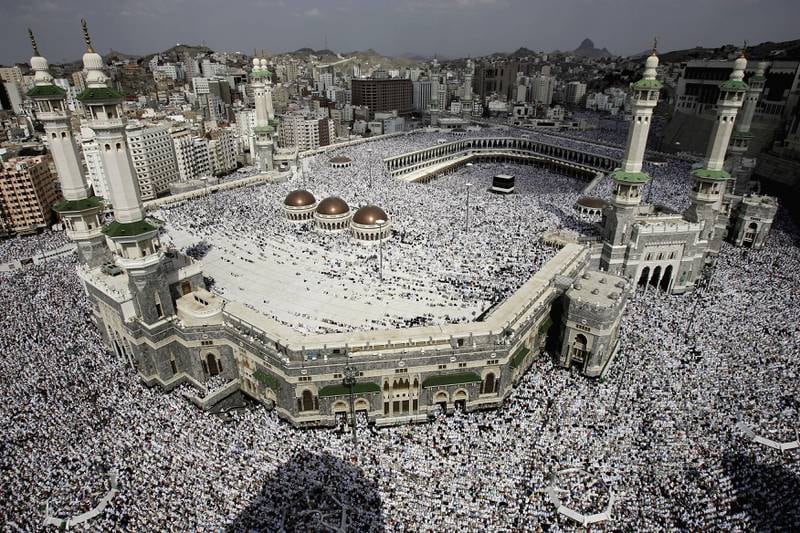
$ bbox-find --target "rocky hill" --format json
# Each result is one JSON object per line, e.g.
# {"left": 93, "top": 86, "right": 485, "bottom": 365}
{"left": 572, "top": 38, "right": 613, "bottom": 58}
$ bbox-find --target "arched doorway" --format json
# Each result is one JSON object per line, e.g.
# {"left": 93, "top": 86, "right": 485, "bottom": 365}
{"left": 572, "top": 334, "right": 588, "bottom": 365}
{"left": 482, "top": 373, "right": 496, "bottom": 394}
{"left": 206, "top": 353, "right": 220, "bottom": 377}
{"left": 660, "top": 265, "right": 673, "bottom": 292}
{"left": 638, "top": 267, "right": 650, "bottom": 288}
{"left": 434, "top": 391, "right": 448, "bottom": 412}
{"left": 649, "top": 265, "right": 662, "bottom": 288}
{"left": 453, "top": 390, "right": 468, "bottom": 411}
{"left": 300, "top": 389, "right": 315, "bottom": 411}
{"left": 743, "top": 222, "right": 757, "bottom": 247}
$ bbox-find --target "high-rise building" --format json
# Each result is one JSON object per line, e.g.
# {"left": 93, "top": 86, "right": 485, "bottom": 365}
{"left": 565, "top": 81, "right": 587, "bottom": 106}
{"left": 351, "top": 78, "right": 413, "bottom": 117}
{"left": 531, "top": 75, "right": 555, "bottom": 106}
{"left": 80, "top": 127, "right": 110, "bottom": 200}
{"left": 0, "top": 66, "right": 23, "bottom": 84}
{"left": 172, "top": 126, "right": 211, "bottom": 181}
{"left": 278, "top": 114, "right": 324, "bottom": 151}
{"left": 413, "top": 80, "right": 432, "bottom": 113}
{"left": 207, "top": 127, "right": 238, "bottom": 175}
{"left": 0, "top": 156, "right": 60, "bottom": 233}
{"left": 125, "top": 123, "right": 180, "bottom": 200}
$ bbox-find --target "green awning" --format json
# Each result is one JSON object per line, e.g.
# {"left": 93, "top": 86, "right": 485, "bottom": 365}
{"left": 253, "top": 370, "right": 281, "bottom": 391}
{"left": 421, "top": 372, "right": 481, "bottom": 388}
{"left": 510, "top": 346, "right": 530, "bottom": 369}
{"left": 318, "top": 382, "right": 381, "bottom": 397}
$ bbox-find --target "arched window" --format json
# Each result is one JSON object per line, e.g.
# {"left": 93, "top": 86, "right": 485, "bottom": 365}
{"left": 104, "top": 144, "right": 111, "bottom": 151}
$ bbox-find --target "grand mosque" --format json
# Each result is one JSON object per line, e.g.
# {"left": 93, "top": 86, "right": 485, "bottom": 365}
{"left": 30, "top": 26, "right": 776, "bottom": 427}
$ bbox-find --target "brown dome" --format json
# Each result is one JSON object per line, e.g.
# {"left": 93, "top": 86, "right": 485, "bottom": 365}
{"left": 316, "top": 196, "right": 350, "bottom": 215}
{"left": 577, "top": 196, "right": 609, "bottom": 209}
{"left": 284, "top": 189, "right": 316, "bottom": 207}
{"left": 353, "top": 205, "right": 388, "bottom": 226}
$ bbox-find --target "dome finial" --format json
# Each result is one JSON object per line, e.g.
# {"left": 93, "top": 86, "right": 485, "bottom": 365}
{"left": 651, "top": 36, "right": 658, "bottom": 55}
{"left": 28, "top": 28, "right": 40, "bottom": 56}
{"left": 740, "top": 40, "right": 748, "bottom": 59}
{"left": 81, "top": 18, "right": 94, "bottom": 53}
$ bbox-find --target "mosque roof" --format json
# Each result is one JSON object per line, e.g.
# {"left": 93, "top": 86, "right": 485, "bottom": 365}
{"left": 692, "top": 168, "right": 731, "bottom": 181}
{"left": 632, "top": 78, "right": 662, "bottom": 90}
{"left": 720, "top": 79, "right": 748, "bottom": 92}
{"left": 77, "top": 87, "right": 124, "bottom": 103}
{"left": 316, "top": 196, "right": 350, "bottom": 215}
{"left": 352, "top": 205, "right": 388, "bottom": 225}
{"left": 284, "top": 189, "right": 316, "bottom": 207}
{"left": 610, "top": 170, "right": 650, "bottom": 184}
{"left": 26, "top": 84, "right": 66, "bottom": 98}
{"left": 330, "top": 156, "right": 352, "bottom": 163}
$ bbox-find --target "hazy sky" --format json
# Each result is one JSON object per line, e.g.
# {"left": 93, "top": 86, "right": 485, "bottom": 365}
{"left": 1, "top": 0, "right": 798, "bottom": 64}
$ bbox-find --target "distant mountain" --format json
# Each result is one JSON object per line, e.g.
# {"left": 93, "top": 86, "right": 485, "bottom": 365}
{"left": 649, "top": 39, "right": 800, "bottom": 63}
{"left": 509, "top": 47, "right": 537, "bottom": 58}
{"left": 573, "top": 38, "right": 613, "bottom": 58}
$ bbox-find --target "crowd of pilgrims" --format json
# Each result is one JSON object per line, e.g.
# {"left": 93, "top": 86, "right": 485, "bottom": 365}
{"left": 0, "top": 213, "right": 798, "bottom": 530}
{"left": 1, "top": 129, "right": 797, "bottom": 530}
{"left": 155, "top": 128, "right": 615, "bottom": 333}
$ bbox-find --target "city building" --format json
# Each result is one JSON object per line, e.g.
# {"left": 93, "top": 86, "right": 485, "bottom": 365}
{"left": 351, "top": 78, "right": 413, "bottom": 117}
{"left": 172, "top": 126, "right": 211, "bottom": 181}
{"left": 0, "top": 156, "right": 59, "bottom": 233}
{"left": 565, "top": 81, "right": 587, "bottom": 106}
{"left": 125, "top": 123, "right": 180, "bottom": 200}
{"left": 80, "top": 127, "right": 110, "bottom": 200}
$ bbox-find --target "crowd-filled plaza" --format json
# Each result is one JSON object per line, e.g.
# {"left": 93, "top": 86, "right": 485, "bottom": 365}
{"left": 1, "top": 127, "right": 798, "bottom": 530}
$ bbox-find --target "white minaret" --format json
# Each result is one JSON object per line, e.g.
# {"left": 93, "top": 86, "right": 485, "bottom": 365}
{"left": 700, "top": 53, "right": 748, "bottom": 173}
{"left": 730, "top": 60, "right": 767, "bottom": 156}
{"left": 601, "top": 43, "right": 661, "bottom": 275}
{"left": 26, "top": 28, "right": 108, "bottom": 267}
{"left": 77, "top": 20, "right": 147, "bottom": 227}
{"left": 686, "top": 51, "right": 748, "bottom": 257}
{"left": 251, "top": 58, "right": 274, "bottom": 172}
{"left": 618, "top": 45, "right": 660, "bottom": 176}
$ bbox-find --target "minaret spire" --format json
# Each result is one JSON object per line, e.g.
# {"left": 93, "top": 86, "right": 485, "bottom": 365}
{"left": 28, "top": 28, "right": 40, "bottom": 56}
{"left": 81, "top": 18, "right": 94, "bottom": 53}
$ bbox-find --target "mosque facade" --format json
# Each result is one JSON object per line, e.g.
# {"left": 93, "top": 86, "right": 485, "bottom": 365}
{"left": 30, "top": 29, "right": 775, "bottom": 428}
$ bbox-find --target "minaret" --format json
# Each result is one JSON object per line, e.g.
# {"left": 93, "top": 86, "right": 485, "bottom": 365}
{"left": 600, "top": 42, "right": 661, "bottom": 275}
{"left": 26, "top": 28, "right": 108, "bottom": 267}
{"left": 686, "top": 51, "right": 748, "bottom": 256}
{"left": 730, "top": 59, "right": 768, "bottom": 193}
{"left": 76, "top": 19, "right": 174, "bottom": 324}
{"left": 251, "top": 58, "right": 275, "bottom": 172}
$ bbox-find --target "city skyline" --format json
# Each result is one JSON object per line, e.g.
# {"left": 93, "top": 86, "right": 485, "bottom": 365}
{"left": 1, "top": 0, "right": 799, "bottom": 64}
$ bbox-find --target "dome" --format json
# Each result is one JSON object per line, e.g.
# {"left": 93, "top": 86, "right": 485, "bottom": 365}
{"left": 316, "top": 196, "right": 350, "bottom": 215}
{"left": 284, "top": 189, "right": 316, "bottom": 207}
{"left": 353, "top": 205, "right": 388, "bottom": 225}
{"left": 330, "top": 155, "right": 352, "bottom": 163}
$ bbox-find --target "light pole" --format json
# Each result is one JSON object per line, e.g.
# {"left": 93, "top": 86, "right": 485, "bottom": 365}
{"left": 376, "top": 219, "right": 386, "bottom": 282}
{"left": 342, "top": 365, "right": 358, "bottom": 444}
{"left": 465, "top": 182, "right": 473, "bottom": 232}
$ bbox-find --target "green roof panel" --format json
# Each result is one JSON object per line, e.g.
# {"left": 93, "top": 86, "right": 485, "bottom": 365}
{"left": 719, "top": 79, "right": 748, "bottom": 92}
{"left": 632, "top": 79, "right": 662, "bottom": 90}
{"left": 692, "top": 168, "right": 731, "bottom": 181}
{"left": 77, "top": 87, "right": 124, "bottom": 102}
{"left": 102, "top": 219, "right": 159, "bottom": 238}
{"left": 53, "top": 195, "right": 105, "bottom": 213}
{"left": 27, "top": 84, "right": 66, "bottom": 98}
{"left": 610, "top": 170, "right": 651, "bottom": 184}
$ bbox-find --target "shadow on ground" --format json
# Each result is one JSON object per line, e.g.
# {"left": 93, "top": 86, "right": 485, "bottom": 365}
{"left": 722, "top": 452, "right": 800, "bottom": 530}
{"left": 226, "top": 450, "right": 384, "bottom": 532}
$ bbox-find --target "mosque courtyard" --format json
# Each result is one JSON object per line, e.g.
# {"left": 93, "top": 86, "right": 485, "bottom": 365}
{"left": 157, "top": 137, "right": 594, "bottom": 333}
